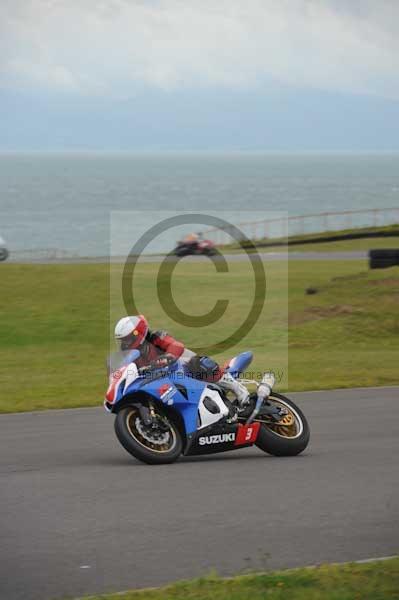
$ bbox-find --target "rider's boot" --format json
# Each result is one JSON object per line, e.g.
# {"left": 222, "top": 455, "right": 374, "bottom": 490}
{"left": 218, "top": 372, "right": 250, "bottom": 407}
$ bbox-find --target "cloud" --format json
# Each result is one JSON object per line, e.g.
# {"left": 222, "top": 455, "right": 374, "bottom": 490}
{"left": 1, "top": 0, "right": 398, "bottom": 98}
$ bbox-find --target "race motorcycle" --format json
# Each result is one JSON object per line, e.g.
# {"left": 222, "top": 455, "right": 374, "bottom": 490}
{"left": 104, "top": 350, "right": 310, "bottom": 464}
{"left": 173, "top": 238, "right": 216, "bottom": 257}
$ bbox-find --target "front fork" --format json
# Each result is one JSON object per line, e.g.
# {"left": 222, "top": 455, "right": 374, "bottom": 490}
{"left": 137, "top": 401, "right": 160, "bottom": 428}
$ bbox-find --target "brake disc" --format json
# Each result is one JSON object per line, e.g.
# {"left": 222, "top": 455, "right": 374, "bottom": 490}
{"left": 135, "top": 418, "right": 170, "bottom": 446}
{"left": 277, "top": 412, "right": 294, "bottom": 426}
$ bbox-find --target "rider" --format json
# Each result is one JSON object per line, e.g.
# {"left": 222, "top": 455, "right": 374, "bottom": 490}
{"left": 182, "top": 232, "right": 199, "bottom": 244}
{"left": 114, "top": 315, "right": 249, "bottom": 407}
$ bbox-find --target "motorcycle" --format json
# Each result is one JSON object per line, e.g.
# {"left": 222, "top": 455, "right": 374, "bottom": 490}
{"left": 173, "top": 238, "right": 216, "bottom": 257}
{"left": 104, "top": 350, "right": 310, "bottom": 464}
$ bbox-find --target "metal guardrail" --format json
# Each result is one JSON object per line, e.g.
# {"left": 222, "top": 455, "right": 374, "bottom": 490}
{"left": 201, "top": 207, "right": 399, "bottom": 245}
{"left": 5, "top": 207, "right": 399, "bottom": 260}
{"left": 9, "top": 248, "right": 80, "bottom": 261}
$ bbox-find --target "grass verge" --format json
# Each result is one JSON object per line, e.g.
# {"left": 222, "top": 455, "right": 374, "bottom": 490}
{"left": 288, "top": 236, "right": 399, "bottom": 253}
{"left": 220, "top": 224, "right": 399, "bottom": 253}
{"left": 79, "top": 557, "right": 399, "bottom": 600}
{"left": 1, "top": 259, "right": 398, "bottom": 413}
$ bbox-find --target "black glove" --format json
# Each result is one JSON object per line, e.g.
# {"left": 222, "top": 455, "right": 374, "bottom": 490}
{"left": 153, "top": 353, "right": 176, "bottom": 368}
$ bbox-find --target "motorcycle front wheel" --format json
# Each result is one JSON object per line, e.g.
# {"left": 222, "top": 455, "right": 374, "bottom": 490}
{"left": 255, "top": 392, "right": 310, "bottom": 456}
{"left": 114, "top": 405, "right": 183, "bottom": 464}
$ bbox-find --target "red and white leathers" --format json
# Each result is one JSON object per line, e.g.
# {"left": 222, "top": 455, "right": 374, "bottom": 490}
{"left": 114, "top": 316, "right": 249, "bottom": 406}
{"left": 135, "top": 329, "right": 185, "bottom": 369}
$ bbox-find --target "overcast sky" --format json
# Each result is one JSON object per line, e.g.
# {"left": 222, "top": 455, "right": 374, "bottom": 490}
{"left": 1, "top": 0, "right": 399, "bottom": 151}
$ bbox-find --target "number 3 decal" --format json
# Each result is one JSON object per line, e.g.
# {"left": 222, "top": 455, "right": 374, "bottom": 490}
{"left": 245, "top": 427, "right": 253, "bottom": 441}
{"left": 235, "top": 423, "right": 260, "bottom": 445}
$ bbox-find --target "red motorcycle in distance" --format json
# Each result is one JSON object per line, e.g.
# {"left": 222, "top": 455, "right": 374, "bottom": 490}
{"left": 173, "top": 234, "right": 217, "bottom": 257}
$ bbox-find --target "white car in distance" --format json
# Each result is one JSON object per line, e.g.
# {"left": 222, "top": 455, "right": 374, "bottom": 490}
{"left": 0, "top": 235, "right": 9, "bottom": 261}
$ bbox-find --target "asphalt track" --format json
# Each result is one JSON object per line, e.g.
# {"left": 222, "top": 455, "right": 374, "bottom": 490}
{"left": 8, "top": 250, "right": 368, "bottom": 263}
{"left": 1, "top": 386, "right": 398, "bottom": 600}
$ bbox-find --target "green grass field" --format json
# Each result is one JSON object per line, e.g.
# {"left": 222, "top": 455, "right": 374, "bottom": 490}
{"left": 1, "top": 258, "right": 398, "bottom": 413}
{"left": 223, "top": 237, "right": 399, "bottom": 253}
{"left": 288, "top": 236, "right": 399, "bottom": 252}
{"left": 80, "top": 557, "right": 399, "bottom": 600}
{"left": 221, "top": 224, "right": 399, "bottom": 253}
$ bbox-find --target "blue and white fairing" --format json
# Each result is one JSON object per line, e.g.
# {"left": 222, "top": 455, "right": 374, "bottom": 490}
{"left": 226, "top": 351, "right": 253, "bottom": 378}
{"left": 105, "top": 350, "right": 253, "bottom": 437}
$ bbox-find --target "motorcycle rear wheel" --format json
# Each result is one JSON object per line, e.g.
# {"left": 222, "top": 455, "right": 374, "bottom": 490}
{"left": 255, "top": 392, "right": 310, "bottom": 456}
{"left": 115, "top": 405, "right": 183, "bottom": 464}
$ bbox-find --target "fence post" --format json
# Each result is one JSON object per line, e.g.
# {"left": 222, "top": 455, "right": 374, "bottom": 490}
{"left": 299, "top": 215, "right": 305, "bottom": 235}
{"left": 347, "top": 211, "right": 352, "bottom": 230}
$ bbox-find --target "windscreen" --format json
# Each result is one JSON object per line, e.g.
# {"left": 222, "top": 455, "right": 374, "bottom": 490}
{"left": 106, "top": 349, "right": 140, "bottom": 375}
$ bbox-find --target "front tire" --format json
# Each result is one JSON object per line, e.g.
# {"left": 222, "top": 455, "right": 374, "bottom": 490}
{"left": 175, "top": 247, "right": 188, "bottom": 257}
{"left": 115, "top": 405, "right": 183, "bottom": 464}
{"left": 255, "top": 393, "right": 310, "bottom": 456}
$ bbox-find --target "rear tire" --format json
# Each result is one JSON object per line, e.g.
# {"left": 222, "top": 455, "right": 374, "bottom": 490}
{"left": 255, "top": 393, "right": 310, "bottom": 456}
{"left": 369, "top": 257, "right": 397, "bottom": 269}
{"left": 115, "top": 405, "right": 183, "bottom": 464}
{"left": 369, "top": 249, "right": 399, "bottom": 269}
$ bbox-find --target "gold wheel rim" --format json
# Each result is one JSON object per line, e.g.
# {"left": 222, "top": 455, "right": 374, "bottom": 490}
{"left": 126, "top": 408, "right": 177, "bottom": 453}
{"left": 266, "top": 399, "right": 301, "bottom": 439}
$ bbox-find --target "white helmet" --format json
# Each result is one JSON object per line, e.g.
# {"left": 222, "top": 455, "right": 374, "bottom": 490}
{"left": 114, "top": 315, "right": 148, "bottom": 350}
